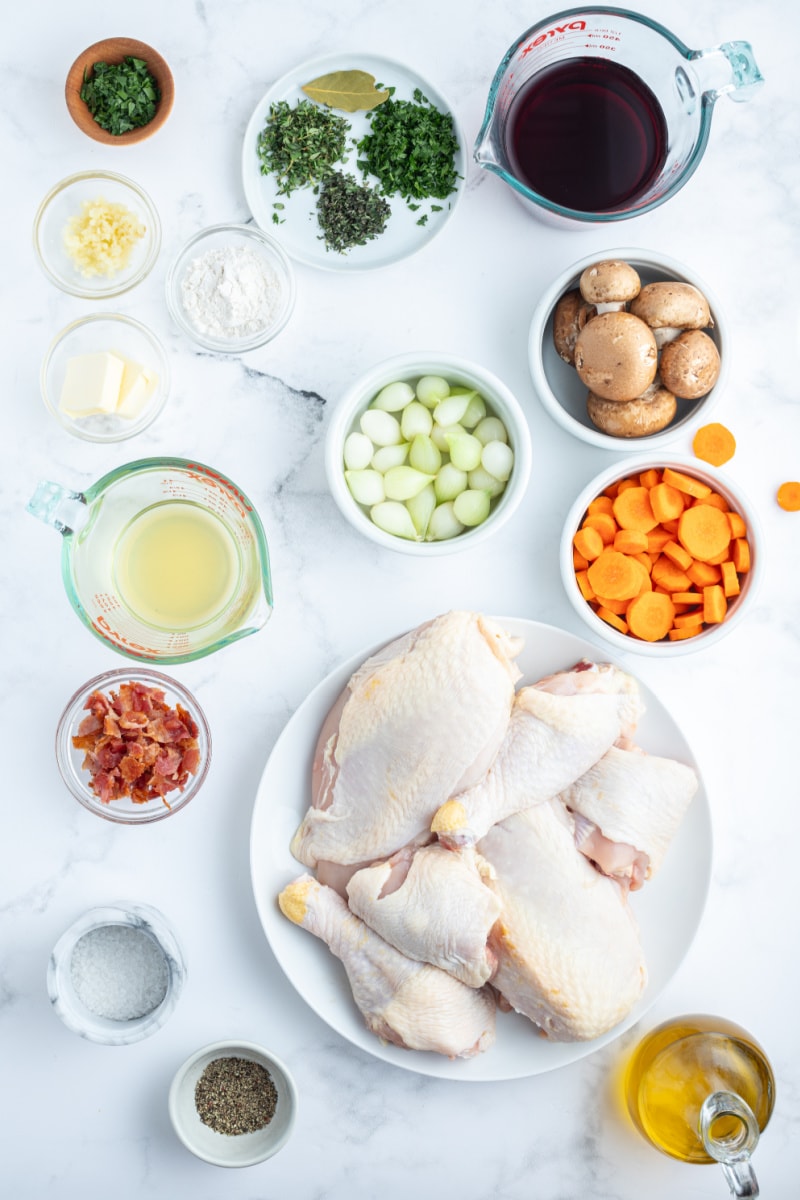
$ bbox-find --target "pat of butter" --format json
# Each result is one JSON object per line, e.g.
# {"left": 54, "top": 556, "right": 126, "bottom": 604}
{"left": 116, "top": 357, "right": 158, "bottom": 419}
{"left": 59, "top": 352, "right": 125, "bottom": 418}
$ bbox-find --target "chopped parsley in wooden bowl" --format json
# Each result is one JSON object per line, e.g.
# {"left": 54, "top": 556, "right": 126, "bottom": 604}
{"left": 65, "top": 37, "right": 174, "bottom": 145}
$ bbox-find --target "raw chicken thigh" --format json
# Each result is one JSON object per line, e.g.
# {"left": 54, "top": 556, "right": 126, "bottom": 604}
{"left": 291, "top": 612, "right": 521, "bottom": 869}
{"left": 346, "top": 843, "right": 501, "bottom": 987}
{"left": 279, "top": 875, "right": 496, "bottom": 1058}
{"left": 559, "top": 745, "right": 698, "bottom": 889}
{"left": 433, "top": 661, "right": 643, "bottom": 850}
{"left": 479, "top": 802, "right": 647, "bottom": 1042}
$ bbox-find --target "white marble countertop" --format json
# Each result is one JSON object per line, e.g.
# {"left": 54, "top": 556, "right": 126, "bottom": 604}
{"left": 3, "top": 1, "right": 799, "bottom": 1196}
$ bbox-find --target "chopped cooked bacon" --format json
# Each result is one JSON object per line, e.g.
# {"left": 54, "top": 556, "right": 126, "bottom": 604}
{"left": 73, "top": 682, "right": 202, "bottom": 807}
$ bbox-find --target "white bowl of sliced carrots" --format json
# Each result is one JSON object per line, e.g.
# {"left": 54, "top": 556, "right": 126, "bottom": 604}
{"left": 561, "top": 454, "right": 763, "bottom": 656}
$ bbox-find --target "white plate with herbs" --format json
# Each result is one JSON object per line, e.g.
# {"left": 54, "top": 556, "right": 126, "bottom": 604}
{"left": 241, "top": 53, "right": 467, "bottom": 272}
{"left": 249, "top": 616, "right": 712, "bottom": 1081}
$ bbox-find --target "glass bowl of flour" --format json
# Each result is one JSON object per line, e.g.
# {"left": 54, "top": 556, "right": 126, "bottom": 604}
{"left": 165, "top": 223, "right": 296, "bottom": 352}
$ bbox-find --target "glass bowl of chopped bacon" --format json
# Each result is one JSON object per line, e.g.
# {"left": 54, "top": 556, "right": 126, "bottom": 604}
{"left": 55, "top": 669, "right": 211, "bottom": 823}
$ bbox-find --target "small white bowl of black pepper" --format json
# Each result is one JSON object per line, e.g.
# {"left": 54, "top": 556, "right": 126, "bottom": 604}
{"left": 168, "top": 1040, "right": 298, "bottom": 1167}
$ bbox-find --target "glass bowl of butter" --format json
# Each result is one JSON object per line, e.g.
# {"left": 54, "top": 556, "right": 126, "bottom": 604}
{"left": 33, "top": 170, "right": 161, "bottom": 299}
{"left": 41, "top": 312, "right": 170, "bottom": 442}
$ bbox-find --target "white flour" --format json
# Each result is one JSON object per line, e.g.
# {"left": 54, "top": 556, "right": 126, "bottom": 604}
{"left": 180, "top": 243, "right": 284, "bottom": 339}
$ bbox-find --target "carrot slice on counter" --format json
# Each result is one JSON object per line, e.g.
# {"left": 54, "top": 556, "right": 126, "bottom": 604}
{"left": 693, "top": 422, "right": 736, "bottom": 466}
{"left": 777, "top": 481, "right": 800, "bottom": 511}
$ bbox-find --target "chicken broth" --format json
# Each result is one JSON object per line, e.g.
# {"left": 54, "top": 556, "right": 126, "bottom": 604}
{"left": 625, "top": 1015, "right": 775, "bottom": 1163}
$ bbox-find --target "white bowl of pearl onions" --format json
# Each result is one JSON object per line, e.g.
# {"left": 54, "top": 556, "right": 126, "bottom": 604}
{"left": 325, "top": 353, "right": 532, "bottom": 555}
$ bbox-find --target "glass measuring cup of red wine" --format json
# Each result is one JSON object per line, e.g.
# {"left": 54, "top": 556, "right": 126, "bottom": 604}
{"left": 474, "top": 7, "right": 763, "bottom": 227}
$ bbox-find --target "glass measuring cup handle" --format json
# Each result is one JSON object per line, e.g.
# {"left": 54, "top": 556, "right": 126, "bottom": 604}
{"left": 689, "top": 40, "right": 765, "bottom": 104}
{"left": 700, "top": 1091, "right": 761, "bottom": 1198}
{"left": 26, "top": 480, "right": 90, "bottom": 536}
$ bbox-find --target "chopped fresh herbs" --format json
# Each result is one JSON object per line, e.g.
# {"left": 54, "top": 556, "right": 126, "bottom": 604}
{"left": 316, "top": 171, "right": 390, "bottom": 254}
{"left": 356, "top": 87, "right": 460, "bottom": 205}
{"left": 257, "top": 100, "right": 349, "bottom": 196}
{"left": 416, "top": 214, "right": 428, "bottom": 226}
{"left": 80, "top": 57, "right": 160, "bottom": 136}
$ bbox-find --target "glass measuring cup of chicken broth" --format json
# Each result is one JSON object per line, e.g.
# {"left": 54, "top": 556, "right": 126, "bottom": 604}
{"left": 474, "top": 8, "right": 764, "bottom": 227}
{"left": 625, "top": 1015, "right": 774, "bottom": 1196}
{"left": 26, "top": 458, "right": 272, "bottom": 664}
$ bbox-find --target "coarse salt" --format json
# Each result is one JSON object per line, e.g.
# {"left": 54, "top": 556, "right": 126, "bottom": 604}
{"left": 180, "top": 244, "right": 284, "bottom": 339}
{"left": 70, "top": 923, "right": 169, "bottom": 1020}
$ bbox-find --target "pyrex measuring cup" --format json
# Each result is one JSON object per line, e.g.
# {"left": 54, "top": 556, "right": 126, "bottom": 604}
{"left": 27, "top": 457, "right": 273, "bottom": 664}
{"left": 475, "top": 7, "right": 764, "bottom": 227}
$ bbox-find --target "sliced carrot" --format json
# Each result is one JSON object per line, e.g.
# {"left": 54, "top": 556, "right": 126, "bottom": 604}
{"left": 613, "top": 486, "right": 659, "bottom": 533}
{"left": 693, "top": 422, "right": 736, "bottom": 467}
{"left": 616, "top": 477, "right": 638, "bottom": 494}
{"left": 593, "top": 594, "right": 629, "bottom": 615}
{"left": 651, "top": 555, "right": 693, "bottom": 592}
{"left": 649, "top": 482, "right": 685, "bottom": 524}
{"left": 587, "top": 495, "right": 615, "bottom": 516}
{"left": 583, "top": 511, "right": 618, "bottom": 544}
{"left": 695, "top": 492, "right": 729, "bottom": 512}
{"left": 661, "top": 540, "right": 693, "bottom": 571}
{"left": 587, "top": 550, "right": 642, "bottom": 601}
{"left": 661, "top": 519, "right": 680, "bottom": 534}
{"left": 673, "top": 609, "right": 705, "bottom": 629}
{"left": 703, "top": 584, "right": 728, "bottom": 624}
{"left": 576, "top": 570, "right": 596, "bottom": 603}
{"left": 639, "top": 468, "right": 661, "bottom": 488}
{"left": 647, "top": 528, "right": 673, "bottom": 553}
{"left": 720, "top": 560, "right": 740, "bottom": 597}
{"left": 727, "top": 511, "right": 747, "bottom": 538}
{"left": 671, "top": 590, "right": 702, "bottom": 604}
{"left": 613, "top": 528, "right": 649, "bottom": 555}
{"left": 686, "top": 560, "right": 721, "bottom": 588}
{"left": 777, "top": 481, "right": 800, "bottom": 511}
{"left": 574, "top": 526, "right": 604, "bottom": 561}
{"left": 731, "top": 538, "right": 751, "bottom": 572}
{"left": 633, "top": 551, "right": 654, "bottom": 574}
{"left": 627, "top": 591, "right": 675, "bottom": 642}
{"left": 596, "top": 606, "right": 628, "bottom": 634}
{"left": 573, "top": 548, "right": 590, "bottom": 571}
{"left": 678, "top": 504, "right": 732, "bottom": 561}
{"left": 662, "top": 467, "right": 712, "bottom": 499}
{"left": 668, "top": 623, "right": 704, "bottom": 641}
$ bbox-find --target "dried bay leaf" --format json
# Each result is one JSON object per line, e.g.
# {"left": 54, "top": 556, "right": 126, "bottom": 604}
{"left": 301, "top": 70, "right": 389, "bottom": 113}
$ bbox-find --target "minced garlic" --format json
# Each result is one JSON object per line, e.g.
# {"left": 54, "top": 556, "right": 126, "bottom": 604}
{"left": 63, "top": 197, "right": 146, "bottom": 278}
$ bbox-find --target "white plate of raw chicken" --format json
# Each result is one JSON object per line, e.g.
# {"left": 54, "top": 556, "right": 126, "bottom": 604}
{"left": 249, "top": 616, "right": 711, "bottom": 1080}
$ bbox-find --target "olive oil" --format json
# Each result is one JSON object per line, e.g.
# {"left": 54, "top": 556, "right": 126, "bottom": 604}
{"left": 625, "top": 1015, "right": 775, "bottom": 1164}
{"left": 113, "top": 501, "right": 240, "bottom": 631}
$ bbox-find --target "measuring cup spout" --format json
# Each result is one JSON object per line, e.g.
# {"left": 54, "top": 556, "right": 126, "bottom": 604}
{"left": 26, "top": 480, "right": 89, "bottom": 536}
{"left": 700, "top": 1091, "right": 761, "bottom": 1197}
{"left": 690, "top": 40, "right": 764, "bottom": 104}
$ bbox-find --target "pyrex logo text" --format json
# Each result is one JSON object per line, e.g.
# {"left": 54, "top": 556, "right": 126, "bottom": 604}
{"left": 530, "top": 20, "right": 586, "bottom": 48}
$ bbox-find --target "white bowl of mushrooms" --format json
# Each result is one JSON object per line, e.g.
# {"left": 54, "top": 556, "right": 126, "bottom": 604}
{"left": 528, "top": 249, "right": 728, "bottom": 450}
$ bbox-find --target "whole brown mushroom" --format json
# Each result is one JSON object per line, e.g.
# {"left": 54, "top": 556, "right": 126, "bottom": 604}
{"left": 552, "top": 289, "right": 597, "bottom": 365}
{"left": 659, "top": 329, "right": 721, "bottom": 400}
{"left": 587, "top": 380, "right": 677, "bottom": 438}
{"left": 574, "top": 311, "right": 658, "bottom": 403}
{"left": 630, "top": 282, "right": 713, "bottom": 349}
{"left": 579, "top": 260, "right": 641, "bottom": 312}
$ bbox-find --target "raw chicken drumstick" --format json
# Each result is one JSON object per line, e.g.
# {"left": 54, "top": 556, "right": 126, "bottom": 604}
{"left": 478, "top": 801, "right": 647, "bottom": 1042}
{"left": 291, "top": 612, "right": 522, "bottom": 869}
{"left": 558, "top": 744, "right": 698, "bottom": 890}
{"left": 278, "top": 875, "right": 497, "bottom": 1058}
{"left": 433, "top": 661, "right": 643, "bottom": 850}
{"left": 345, "top": 843, "right": 501, "bottom": 988}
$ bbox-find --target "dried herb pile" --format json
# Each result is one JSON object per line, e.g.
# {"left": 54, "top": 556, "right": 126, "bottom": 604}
{"left": 80, "top": 57, "right": 160, "bottom": 136}
{"left": 194, "top": 1056, "right": 278, "bottom": 1137}
{"left": 317, "top": 172, "right": 390, "bottom": 253}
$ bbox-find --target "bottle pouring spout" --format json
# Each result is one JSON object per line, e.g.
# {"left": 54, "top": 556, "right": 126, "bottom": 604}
{"left": 700, "top": 1090, "right": 761, "bottom": 1197}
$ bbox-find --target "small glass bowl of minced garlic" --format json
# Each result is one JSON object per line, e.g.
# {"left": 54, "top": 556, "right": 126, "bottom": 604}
{"left": 168, "top": 1040, "right": 298, "bottom": 1166}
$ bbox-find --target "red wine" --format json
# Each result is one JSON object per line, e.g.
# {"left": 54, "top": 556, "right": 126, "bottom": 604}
{"left": 504, "top": 58, "right": 668, "bottom": 213}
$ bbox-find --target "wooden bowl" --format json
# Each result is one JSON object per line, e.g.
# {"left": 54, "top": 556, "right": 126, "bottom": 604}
{"left": 65, "top": 37, "right": 174, "bottom": 145}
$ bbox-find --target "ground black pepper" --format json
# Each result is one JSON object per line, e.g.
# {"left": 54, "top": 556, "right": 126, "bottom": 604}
{"left": 316, "top": 171, "right": 391, "bottom": 254}
{"left": 194, "top": 1056, "right": 278, "bottom": 1136}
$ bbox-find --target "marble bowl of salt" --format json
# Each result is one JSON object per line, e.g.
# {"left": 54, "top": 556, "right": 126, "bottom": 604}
{"left": 47, "top": 902, "right": 186, "bottom": 1044}
{"left": 165, "top": 223, "right": 296, "bottom": 353}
